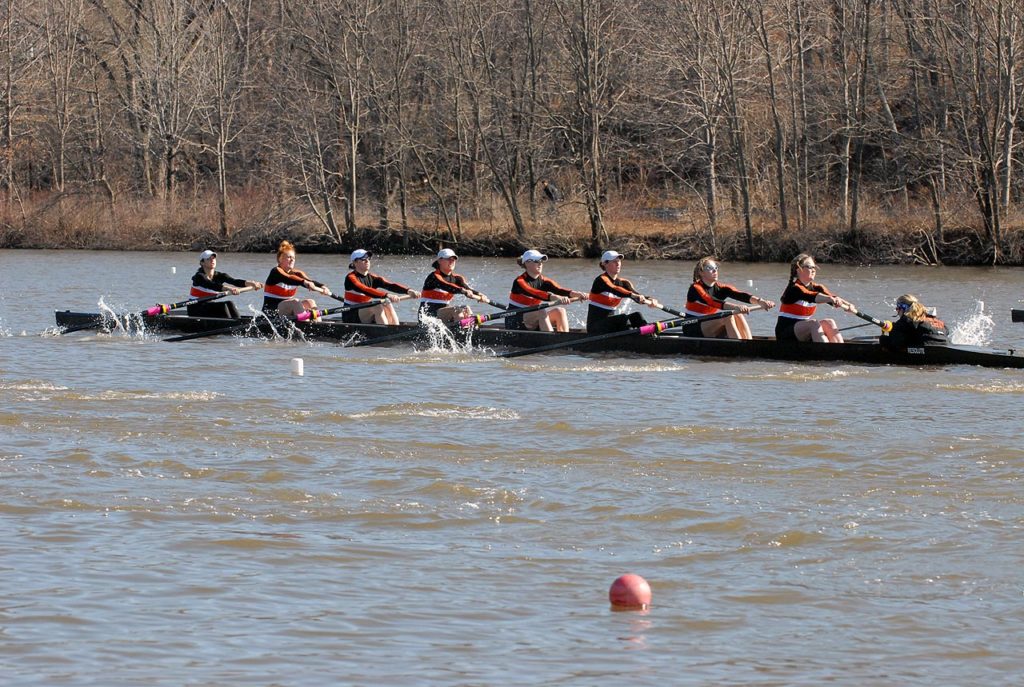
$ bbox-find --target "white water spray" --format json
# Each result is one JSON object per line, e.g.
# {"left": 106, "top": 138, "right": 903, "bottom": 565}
{"left": 417, "top": 313, "right": 468, "bottom": 352}
{"left": 950, "top": 300, "right": 994, "bottom": 346}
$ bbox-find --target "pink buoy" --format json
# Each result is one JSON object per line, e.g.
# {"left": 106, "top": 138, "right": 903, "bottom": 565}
{"left": 609, "top": 573, "right": 651, "bottom": 610}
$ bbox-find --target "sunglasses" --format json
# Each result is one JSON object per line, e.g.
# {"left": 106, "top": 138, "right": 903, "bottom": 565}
{"left": 800, "top": 263, "right": 817, "bottom": 270}
{"left": 896, "top": 302, "right": 911, "bottom": 313}
{"left": 702, "top": 264, "right": 719, "bottom": 272}
{"left": 526, "top": 258, "right": 547, "bottom": 263}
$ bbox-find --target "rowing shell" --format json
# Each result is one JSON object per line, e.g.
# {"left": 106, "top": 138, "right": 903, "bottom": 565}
{"left": 53, "top": 310, "right": 1024, "bottom": 369}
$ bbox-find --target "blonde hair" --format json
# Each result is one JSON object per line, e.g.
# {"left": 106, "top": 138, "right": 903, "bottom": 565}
{"left": 276, "top": 240, "right": 296, "bottom": 259}
{"left": 693, "top": 256, "right": 718, "bottom": 281}
{"left": 896, "top": 294, "right": 928, "bottom": 322}
{"left": 789, "top": 253, "right": 814, "bottom": 280}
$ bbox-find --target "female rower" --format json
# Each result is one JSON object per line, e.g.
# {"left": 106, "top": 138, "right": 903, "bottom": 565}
{"left": 586, "top": 250, "right": 663, "bottom": 333}
{"left": 343, "top": 249, "right": 420, "bottom": 324}
{"left": 188, "top": 249, "right": 263, "bottom": 318}
{"left": 507, "top": 249, "right": 587, "bottom": 331}
{"left": 880, "top": 294, "right": 948, "bottom": 350}
{"left": 418, "top": 248, "right": 495, "bottom": 323}
{"left": 775, "top": 253, "right": 854, "bottom": 343}
{"left": 683, "top": 257, "right": 774, "bottom": 339}
{"left": 263, "top": 240, "right": 332, "bottom": 317}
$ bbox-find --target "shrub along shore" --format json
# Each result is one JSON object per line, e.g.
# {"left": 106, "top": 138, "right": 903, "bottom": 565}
{"left": 2, "top": 192, "right": 1023, "bottom": 266}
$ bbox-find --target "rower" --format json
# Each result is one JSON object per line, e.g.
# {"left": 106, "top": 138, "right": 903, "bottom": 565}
{"left": 263, "top": 240, "right": 332, "bottom": 317}
{"left": 682, "top": 257, "right": 773, "bottom": 339}
{"left": 418, "top": 248, "right": 494, "bottom": 324}
{"left": 586, "top": 250, "right": 663, "bottom": 334}
{"left": 189, "top": 249, "right": 263, "bottom": 318}
{"left": 776, "top": 254, "right": 853, "bottom": 343}
{"left": 507, "top": 249, "right": 587, "bottom": 332}
{"left": 342, "top": 249, "right": 420, "bottom": 325}
{"left": 880, "top": 294, "right": 948, "bottom": 350}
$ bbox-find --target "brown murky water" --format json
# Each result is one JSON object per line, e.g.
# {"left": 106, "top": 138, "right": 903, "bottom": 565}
{"left": 2, "top": 250, "right": 1023, "bottom": 685}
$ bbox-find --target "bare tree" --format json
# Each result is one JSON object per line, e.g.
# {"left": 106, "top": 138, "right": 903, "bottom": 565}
{"left": 0, "top": 0, "right": 40, "bottom": 207}
{"left": 549, "top": 0, "right": 637, "bottom": 252}
{"left": 40, "top": 0, "right": 85, "bottom": 193}
{"left": 749, "top": 3, "right": 789, "bottom": 235}
{"left": 193, "top": 0, "right": 259, "bottom": 237}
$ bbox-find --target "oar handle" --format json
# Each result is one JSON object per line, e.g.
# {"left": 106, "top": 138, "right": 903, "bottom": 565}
{"left": 460, "top": 295, "right": 584, "bottom": 328}
{"left": 294, "top": 294, "right": 412, "bottom": 322}
{"left": 498, "top": 307, "right": 755, "bottom": 359}
{"left": 842, "top": 304, "right": 893, "bottom": 332}
{"left": 143, "top": 286, "right": 257, "bottom": 316}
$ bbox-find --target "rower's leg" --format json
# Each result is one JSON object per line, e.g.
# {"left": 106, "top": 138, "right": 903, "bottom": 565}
{"left": 701, "top": 318, "right": 728, "bottom": 338}
{"left": 548, "top": 307, "right": 569, "bottom": 332}
{"left": 794, "top": 319, "right": 828, "bottom": 342}
{"left": 277, "top": 299, "right": 306, "bottom": 317}
{"left": 523, "top": 310, "right": 551, "bottom": 331}
{"left": 732, "top": 313, "right": 752, "bottom": 340}
{"left": 382, "top": 303, "right": 400, "bottom": 325}
{"left": 820, "top": 318, "right": 843, "bottom": 343}
{"left": 357, "top": 305, "right": 384, "bottom": 323}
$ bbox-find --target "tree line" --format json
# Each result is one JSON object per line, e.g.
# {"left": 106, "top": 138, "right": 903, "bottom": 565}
{"left": 2, "top": 0, "right": 1023, "bottom": 263}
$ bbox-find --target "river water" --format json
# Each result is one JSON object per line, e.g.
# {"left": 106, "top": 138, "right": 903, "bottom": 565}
{"left": 2, "top": 249, "right": 1023, "bottom": 686}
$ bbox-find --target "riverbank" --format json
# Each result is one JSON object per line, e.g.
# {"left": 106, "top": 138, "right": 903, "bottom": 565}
{"left": 3, "top": 191, "right": 1023, "bottom": 265}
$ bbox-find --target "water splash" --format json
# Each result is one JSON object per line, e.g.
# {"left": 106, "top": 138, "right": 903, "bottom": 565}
{"left": 87, "top": 297, "right": 147, "bottom": 338}
{"left": 238, "top": 304, "right": 305, "bottom": 342}
{"left": 415, "top": 314, "right": 469, "bottom": 352}
{"left": 949, "top": 300, "right": 994, "bottom": 346}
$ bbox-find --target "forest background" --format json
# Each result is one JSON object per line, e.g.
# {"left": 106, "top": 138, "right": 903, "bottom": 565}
{"left": 3, "top": 0, "right": 1024, "bottom": 265}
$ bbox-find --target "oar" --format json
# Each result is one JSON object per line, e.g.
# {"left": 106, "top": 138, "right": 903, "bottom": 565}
{"left": 346, "top": 295, "right": 504, "bottom": 348}
{"left": 459, "top": 297, "right": 583, "bottom": 328}
{"left": 293, "top": 298, "right": 388, "bottom": 322}
{"left": 164, "top": 297, "right": 393, "bottom": 342}
{"left": 59, "top": 288, "right": 255, "bottom": 334}
{"left": 498, "top": 308, "right": 755, "bottom": 359}
{"left": 843, "top": 305, "right": 893, "bottom": 333}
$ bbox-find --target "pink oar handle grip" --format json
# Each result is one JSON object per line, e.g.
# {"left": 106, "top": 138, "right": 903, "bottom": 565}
{"left": 638, "top": 323, "right": 658, "bottom": 336}
{"left": 459, "top": 315, "right": 486, "bottom": 328}
{"left": 145, "top": 304, "right": 168, "bottom": 316}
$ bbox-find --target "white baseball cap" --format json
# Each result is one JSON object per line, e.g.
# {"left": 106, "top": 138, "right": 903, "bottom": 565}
{"left": 199, "top": 249, "right": 217, "bottom": 262}
{"left": 520, "top": 249, "right": 548, "bottom": 263}
{"left": 349, "top": 249, "right": 372, "bottom": 262}
{"left": 600, "top": 250, "right": 624, "bottom": 263}
{"left": 437, "top": 248, "right": 458, "bottom": 260}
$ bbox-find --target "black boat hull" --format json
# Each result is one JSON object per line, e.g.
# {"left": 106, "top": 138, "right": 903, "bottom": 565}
{"left": 53, "top": 310, "right": 1024, "bottom": 369}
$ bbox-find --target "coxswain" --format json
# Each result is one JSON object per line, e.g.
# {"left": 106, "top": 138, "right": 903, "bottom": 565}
{"left": 343, "top": 249, "right": 420, "bottom": 324}
{"left": 682, "top": 256, "right": 774, "bottom": 339}
{"left": 507, "top": 249, "right": 587, "bottom": 331}
{"left": 880, "top": 294, "right": 948, "bottom": 350}
{"left": 262, "top": 240, "right": 332, "bottom": 317}
{"left": 775, "top": 253, "right": 853, "bottom": 343}
{"left": 586, "top": 250, "right": 662, "bottom": 334}
{"left": 419, "top": 248, "right": 494, "bottom": 323}
{"left": 188, "top": 249, "right": 263, "bottom": 318}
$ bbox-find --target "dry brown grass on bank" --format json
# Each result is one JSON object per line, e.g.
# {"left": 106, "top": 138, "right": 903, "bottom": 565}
{"left": 3, "top": 188, "right": 1024, "bottom": 265}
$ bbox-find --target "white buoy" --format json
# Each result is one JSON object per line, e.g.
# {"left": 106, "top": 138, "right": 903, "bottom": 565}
{"left": 171, "top": 266, "right": 177, "bottom": 274}
{"left": 290, "top": 357, "right": 304, "bottom": 376}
